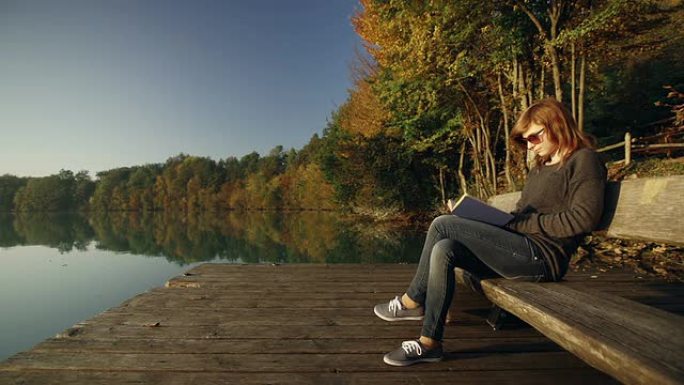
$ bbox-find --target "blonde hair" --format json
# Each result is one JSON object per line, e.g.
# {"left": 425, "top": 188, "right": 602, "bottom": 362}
{"left": 511, "top": 98, "right": 595, "bottom": 167}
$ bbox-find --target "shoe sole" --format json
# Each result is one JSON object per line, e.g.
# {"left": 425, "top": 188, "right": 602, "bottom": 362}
{"left": 373, "top": 307, "right": 424, "bottom": 322}
{"left": 383, "top": 355, "right": 443, "bottom": 366}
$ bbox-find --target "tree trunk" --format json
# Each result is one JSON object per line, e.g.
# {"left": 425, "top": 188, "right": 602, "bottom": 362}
{"left": 466, "top": 126, "right": 484, "bottom": 199}
{"left": 571, "top": 42, "right": 577, "bottom": 120}
{"left": 485, "top": 144, "right": 497, "bottom": 197}
{"left": 498, "top": 71, "right": 515, "bottom": 191}
{"left": 539, "top": 60, "right": 545, "bottom": 100}
{"left": 458, "top": 81, "right": 491, "bottom": 198}
{"left": 518, "top": 63, "right": 529, "bottom": 110}
{"left": 480, "top": 115, "right": 496, "bottom": 197}
{"left": 548, "top": 1, "right": 563, "bottom": 102}
{"left": 578, "top": 53, "right": 586, "bottom": 131}
{"left": 439, "top": 167, "right": 446, "bottom": 206}
{"left": 476, "top": 128, "right": 486, "bottom": 198}
{"left": 512, "top": 57, "right": 519, "bottom": 114}
{"left": 457, "top": 141, "right": 468, "bottom": 195}
{"left": 478, "top": 113, "right": 493, "bottom": 195}
{"left": 548, "top": 45, "right": 563, "bottom": 102}
{"left": 527, "top": 69, "right": 534, "bottom": 105}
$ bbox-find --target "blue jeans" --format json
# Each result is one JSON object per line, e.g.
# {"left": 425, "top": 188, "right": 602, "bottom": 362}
{"left": 406, "top": 215, "right": 546, "bottom": 341}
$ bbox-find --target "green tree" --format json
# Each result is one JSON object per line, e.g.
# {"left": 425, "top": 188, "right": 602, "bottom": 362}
{"left": 74, "top": 170, "right": 96, "bottom": 210}
{"left": 0, "top": 174, "right": 27, "bottom": 212}
{"left": 92, "top": 168, "right": 132, "bottom": 211}
{"left": 14, "top": 170, "right": 77, "bottom": 212}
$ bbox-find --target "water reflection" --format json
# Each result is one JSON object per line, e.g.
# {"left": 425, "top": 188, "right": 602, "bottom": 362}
{"left": 0, "top": 212, "right": 423, "bottom": 264}
{"left": 0, "top": 213, "right": 93, "bottom": 252}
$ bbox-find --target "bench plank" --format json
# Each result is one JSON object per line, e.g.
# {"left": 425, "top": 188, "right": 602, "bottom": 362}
{"left": 488, "top": 175, "right": 684, "bottom": 245}
{"left": 480, "top": 279, "right": 684, "bottom": 385}
{"left": 603, "top": 175, "right": 684, "bottom": 245}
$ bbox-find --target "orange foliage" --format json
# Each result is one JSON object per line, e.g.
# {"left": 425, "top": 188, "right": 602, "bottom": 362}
{"left": 338, "top": 79, "right": 390, "bottom": 138}
{"left": 352, "top": 0, "right": 406, "bottom": 69}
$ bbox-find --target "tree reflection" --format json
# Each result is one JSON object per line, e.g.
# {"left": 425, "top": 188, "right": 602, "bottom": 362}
{"left": 2, "top": 213, "right": 93, "bottom": 252}
{"left": 0, "top": 212, "right": 423, "bottom": 264}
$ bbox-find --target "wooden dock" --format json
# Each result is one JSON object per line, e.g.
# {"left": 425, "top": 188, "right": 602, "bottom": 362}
{"left": 4, "top": 263, "right": 675, "bottom": 384}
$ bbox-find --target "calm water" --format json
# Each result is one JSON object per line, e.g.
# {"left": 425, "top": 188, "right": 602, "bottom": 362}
{"left": 0, "top": 211, "right": 423, "bottom": 361}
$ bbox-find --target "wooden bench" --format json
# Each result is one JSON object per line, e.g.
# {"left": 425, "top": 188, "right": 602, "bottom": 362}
{"left": 454, "top": 175, "right": 684, "bottom": 385}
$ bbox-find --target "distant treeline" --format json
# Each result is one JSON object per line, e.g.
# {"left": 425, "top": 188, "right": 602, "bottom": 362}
{"left": 0, "top": 145, "right": 338, "bottom": 213}
{"left": 2, "top": 1, "right": 682, "bottom": 215}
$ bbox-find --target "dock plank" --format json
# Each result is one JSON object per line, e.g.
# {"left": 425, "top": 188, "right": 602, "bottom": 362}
{"left": 0, "top": 263, "right": 623, "bottom": 384}
{"left": 30, "top": 336, "right": 560, "bottom": 354}
{"left": 0, "top": 369, "right": 617, "bottom": 385}
{"left": 50, "top": 323, "right": 544, "bottom": 340}
{"left": 3, "top": 351, "right": 590, "bottom": 372}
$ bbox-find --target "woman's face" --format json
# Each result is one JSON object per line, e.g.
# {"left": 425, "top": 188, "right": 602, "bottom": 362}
{"left": 522, "top": 122, "right": 558, "bottom": 159}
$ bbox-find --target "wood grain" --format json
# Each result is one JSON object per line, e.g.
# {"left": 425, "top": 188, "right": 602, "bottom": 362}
{"left": 0, "top": 264, "right": 618, "bottom": 385}
{"left": 481, "top": 278, "right": 684, "bottom": 385}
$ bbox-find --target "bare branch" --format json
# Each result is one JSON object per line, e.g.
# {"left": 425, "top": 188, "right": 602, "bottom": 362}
{"left": 514, "top": 0, "right": 548, "bottom": 39}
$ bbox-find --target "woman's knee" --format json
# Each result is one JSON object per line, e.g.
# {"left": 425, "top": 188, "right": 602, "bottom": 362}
{"left": 431, "top": 214, "right": 453, "bottom": 225}
{"left": 430, "top": 214, "right": 474, "bottom": 240}
{"left": 429, "top": 214, "right": 455, "bottom": 232}
{"left": 430, "top": 239, "right": 460, "bottom": 267}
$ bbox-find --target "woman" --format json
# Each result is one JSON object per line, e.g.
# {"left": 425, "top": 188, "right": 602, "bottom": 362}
{"left": 374, "top": 98, "right": 607, "bottom": 366}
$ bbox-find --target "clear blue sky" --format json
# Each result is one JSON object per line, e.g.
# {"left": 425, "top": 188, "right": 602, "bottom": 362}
{"left": 0, "top": 0, "right": 361, "bottom": 177}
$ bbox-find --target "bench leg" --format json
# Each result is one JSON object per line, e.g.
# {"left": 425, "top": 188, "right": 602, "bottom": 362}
{"left": 486, "top": 305, "right": 510, "bottom": 330}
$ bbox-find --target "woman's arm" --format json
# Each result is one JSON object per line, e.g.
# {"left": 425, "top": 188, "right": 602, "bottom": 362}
{"left": 508, "top": 177, "right": 605, "bottom": 238}
{"left": 508, "top": 150, "right": 606, "bottom": 238}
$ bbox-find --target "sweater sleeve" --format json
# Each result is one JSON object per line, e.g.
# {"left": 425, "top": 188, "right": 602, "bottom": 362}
{"left": 508, "top": 151, "right": 606, "bottom": 238}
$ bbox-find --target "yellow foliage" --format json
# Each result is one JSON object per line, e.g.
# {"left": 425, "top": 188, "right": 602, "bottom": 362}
{"left": 283, "top": 163, "right": 336, "bottom": 210}
{"left": 338, "top": 80, "right": 392, "bottom": 138}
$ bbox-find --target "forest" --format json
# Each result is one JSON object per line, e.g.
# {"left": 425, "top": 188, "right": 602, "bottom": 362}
{"left": 1, "top": 0, "right": 682, "bottom": 216}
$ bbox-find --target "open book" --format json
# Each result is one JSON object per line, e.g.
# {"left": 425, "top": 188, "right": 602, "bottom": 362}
{"left": 448, "top": 194, "right": 514, "bottom": 227}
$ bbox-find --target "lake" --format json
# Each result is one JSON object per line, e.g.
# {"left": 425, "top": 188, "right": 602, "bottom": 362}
{"left": 0, "top": 211, "right": 424, "bottom": 361}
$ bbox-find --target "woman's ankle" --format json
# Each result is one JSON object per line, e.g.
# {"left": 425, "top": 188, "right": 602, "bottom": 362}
{"left": 419, "top": 336, "right": 441, "bottom": 349}
{"left": 401, "top": 293, "right": 421, "bottom": 309}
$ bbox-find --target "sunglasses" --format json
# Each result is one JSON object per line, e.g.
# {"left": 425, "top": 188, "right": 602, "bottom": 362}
{"left": 517, "top": 128, "right": 546, "bottom": 145}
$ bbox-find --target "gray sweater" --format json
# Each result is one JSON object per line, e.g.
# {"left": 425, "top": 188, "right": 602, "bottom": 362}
{"left": 507, "top": 147, "right": 607, "bottom": 280}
